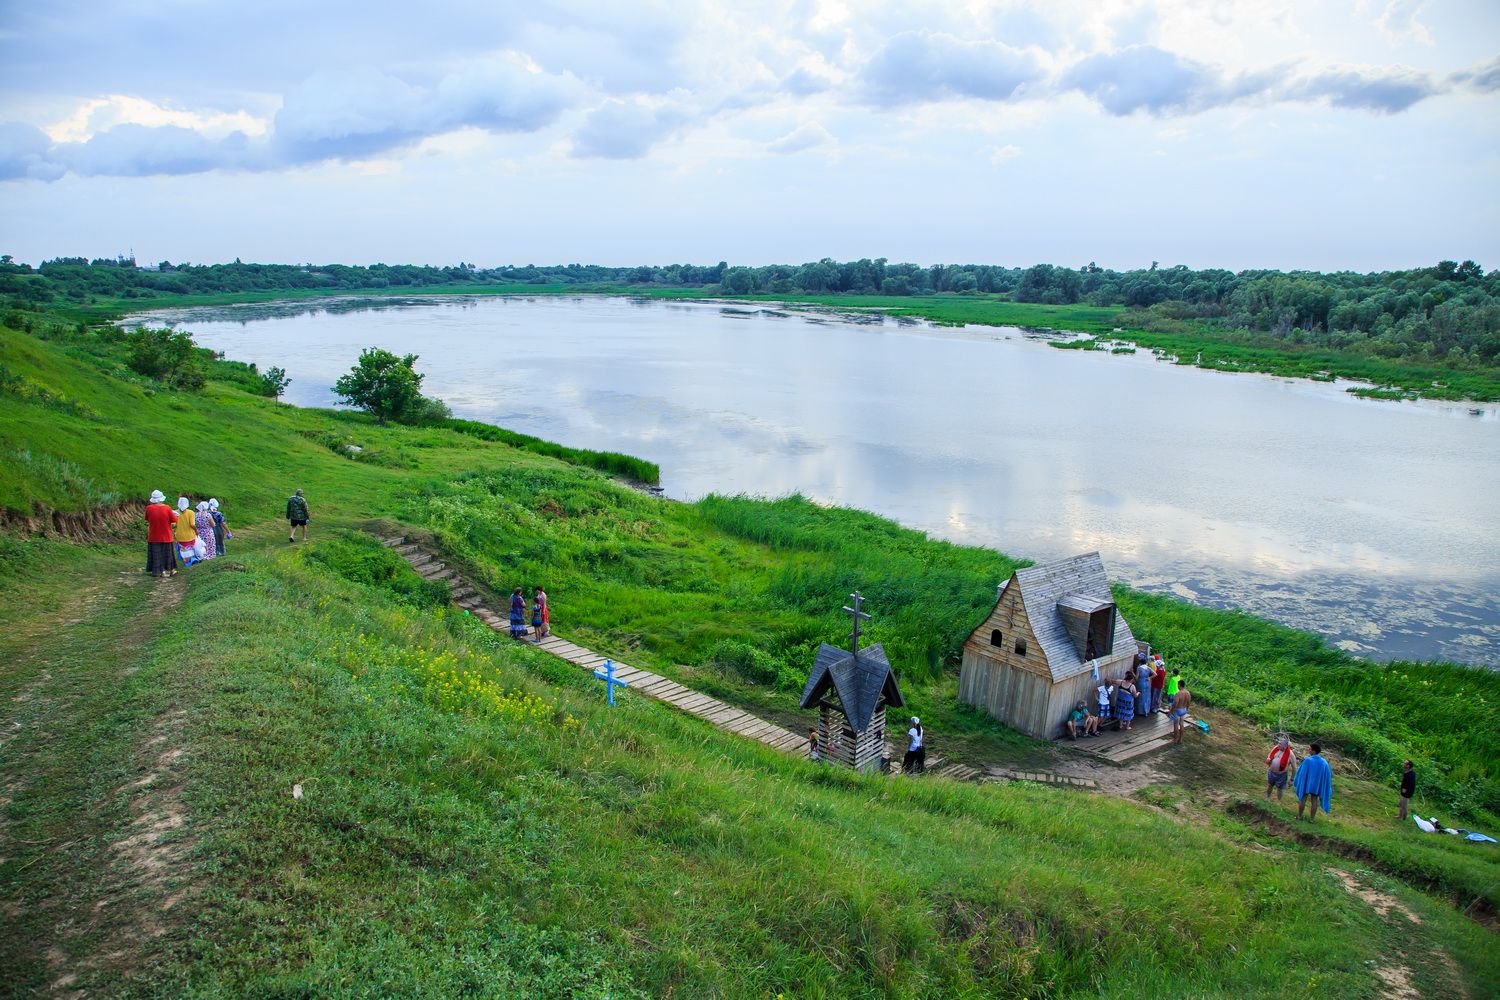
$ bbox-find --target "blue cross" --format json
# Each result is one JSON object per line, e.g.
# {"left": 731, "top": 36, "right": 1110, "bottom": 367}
{"left": 593, "top": 658, "right": 629, "bottom": 707}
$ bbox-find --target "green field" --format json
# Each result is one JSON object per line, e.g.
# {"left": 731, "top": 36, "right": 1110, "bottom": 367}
{"left": 3, "top": 307, "right": 1498, "bottom": 997}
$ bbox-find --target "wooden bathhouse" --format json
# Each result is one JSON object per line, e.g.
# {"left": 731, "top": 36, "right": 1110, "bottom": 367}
{"left": 958, "top": 552, "right": 1138, "bottom": 739}
{"left": 800, "top": 593, "right": 905, "bottom": 772}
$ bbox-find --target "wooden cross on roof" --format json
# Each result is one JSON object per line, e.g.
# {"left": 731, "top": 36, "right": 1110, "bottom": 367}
{"left": 843, "top": 591, "right": 871, "bottom": 656}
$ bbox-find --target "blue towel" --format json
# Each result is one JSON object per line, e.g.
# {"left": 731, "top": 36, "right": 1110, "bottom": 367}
{"left": 1464, "top": 832, "right": 1497, "bottom": 844}
{"left": 1293, "top": 754, "right": 1333, "bottom": 814}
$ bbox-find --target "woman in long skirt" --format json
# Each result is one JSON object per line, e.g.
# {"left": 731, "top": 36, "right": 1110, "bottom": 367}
{"left": 174, "top": 496, "right": 197, "bottom": 565}
{"left": 194, "top": 502, "right": 218, "bottom": 560}
{"left": 509, "top": 587, "right": 528, "bottom": 640}
{"left": 209, "top": 498, "right": 229, "bottom": 555}
{"left": 1115, "top": 672, "right": 1137, "bottom": 732}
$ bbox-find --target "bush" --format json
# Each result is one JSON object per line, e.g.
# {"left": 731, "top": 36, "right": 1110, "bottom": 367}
{"left": 705, "top": 639, "right": 781, "bottom": 685}
{"left": 124, "top": 326, "right": 207, "bottom": 390}
{"left": 309, "top": 531, "right": 450, "bottom": 608}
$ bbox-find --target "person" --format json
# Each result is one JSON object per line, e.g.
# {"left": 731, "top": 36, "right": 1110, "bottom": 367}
{"left": 1066, "top": 700, "right": 1099, "bottom": 739}
{"left": 286, "top": 488, "right": 310, "bottom": 543}
{"left": 209, "top": 498, "right": 230, "bottom": 555}
{"left": 903, "top": 716, "right": 925, "bottom": 774}
{"left": 532, "top": 585, "right": 550, "bottom": 641}
{"left": 1169, "top": 682, "right": 1192, "bottom": 744}
{"left": 1136, "top": 667, "right": 1152, "bottom": 719}
{"left": 1163, "top": 668, "right": 1180, "bottom": 714}
{"left": 808, "top": 727, "right": 821, "bottom": 761}
{"left": 1294, "top": 743, "right": 1333, "bottom": 822}
{"left": 508, "top": 587, "right": 528, "bottom": 640}
{"left": 1265, "top": 737, "right": 1297, "bottom": 800}
{"left": 1114, "top": 672, "right": 1137, "bottom": 731}
{"left": 1398, "top": 760, "right": 1416, "bottom": 821}
{"left": 194, "top": 501, "right": 218, "bottom": 560}
{"left": 174, "top": 496, "right": 197, "bottom": 564}
{"left": 1150, "top": 659, "right": 1166, "bottom": 714}
{"left": 143, "top": 490, "right": 178, "bottom": 578}
{"left": 1097, "top": 680, "right": 1114, "bottom": 726}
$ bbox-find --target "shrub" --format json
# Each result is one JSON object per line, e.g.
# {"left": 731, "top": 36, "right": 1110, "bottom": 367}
{"left": 309, "top": 531, "right": 450, "bottom": 608}
{"left": 124, "top": 325, "right": 207, "bottom": 390}
{"left": 705, "top": 638, "right": 781, "bottom": 685}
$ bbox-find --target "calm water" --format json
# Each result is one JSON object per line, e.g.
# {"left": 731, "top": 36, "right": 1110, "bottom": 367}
{"left": 130, "top": 295, "right": 1500, "bottom": 666}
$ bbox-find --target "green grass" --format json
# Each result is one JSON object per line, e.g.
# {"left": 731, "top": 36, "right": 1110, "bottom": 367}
{"left": 4, "top": 536, "right": 1495, "bottom": 997}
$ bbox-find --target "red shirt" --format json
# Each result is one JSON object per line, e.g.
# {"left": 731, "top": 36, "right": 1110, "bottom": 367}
{"left": 145, "top": 503, "right": 178, "bottom": 543}
{"left": 1151, "top": 665, "right": 1166, "bottom": 689}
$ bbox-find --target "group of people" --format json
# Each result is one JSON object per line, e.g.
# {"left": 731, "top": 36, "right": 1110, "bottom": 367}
{"left": 143, "top": 490, "right": 232, "bottom": 577}
{"left": 1065, "top": 652, "right": 1193, "bottom": 744}
{"left": 508, "top": 586, "right": 550, "bottom": 642}
{"left": 1264, "top": 737, "right": 1337, "bottom": 822}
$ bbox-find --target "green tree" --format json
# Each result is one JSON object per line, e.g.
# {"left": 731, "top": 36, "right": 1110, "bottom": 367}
{"left": 124, "top": 326, "right": 206, "bottom": 390}
{"left": 333, "top": 348, "right": 425, "bottom": 424}
{"left": 261, "top": 365, "right": 291, "bottom": 399}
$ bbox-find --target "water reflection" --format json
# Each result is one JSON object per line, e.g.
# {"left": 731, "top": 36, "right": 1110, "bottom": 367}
{"left": 130, "top": 295, "right": 1500, "bottom": 666}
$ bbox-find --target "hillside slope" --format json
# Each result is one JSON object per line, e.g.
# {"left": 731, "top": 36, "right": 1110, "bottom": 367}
{"left": 1, "top": 313, "right": 1497, "bottom": 997}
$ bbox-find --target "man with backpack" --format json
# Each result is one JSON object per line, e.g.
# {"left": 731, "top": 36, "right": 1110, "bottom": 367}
{"left": 287, "top": 488, "right": 310, "bottom": 542}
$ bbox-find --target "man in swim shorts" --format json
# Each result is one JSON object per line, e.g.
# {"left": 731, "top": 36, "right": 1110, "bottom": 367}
{"left": 1265, "top": 737, "right": 1296, "bottom": 800}
{"left": 1170, "top": 683, "right": 1192, "bottom": 744}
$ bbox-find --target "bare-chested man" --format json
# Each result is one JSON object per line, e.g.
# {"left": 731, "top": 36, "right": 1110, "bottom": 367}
{"left": 1169, "top": 683, "right": 1192, "bottom": 744}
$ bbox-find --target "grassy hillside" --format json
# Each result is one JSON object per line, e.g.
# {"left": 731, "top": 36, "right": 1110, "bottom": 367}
{"left": 4, "top": 535, "right": 1495, "bottom": 997}
{"left": 2, "top": 310, "right": 1498, "bottom": 996}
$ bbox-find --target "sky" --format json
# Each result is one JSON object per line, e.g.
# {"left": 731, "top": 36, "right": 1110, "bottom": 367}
{"left": 1, "top": 0, "right": 1497, "bottom": 271}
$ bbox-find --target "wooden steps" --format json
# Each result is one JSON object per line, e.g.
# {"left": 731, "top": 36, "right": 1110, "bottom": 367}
{"left": 372, "top": 530, "right": 1099, "bottom": 791}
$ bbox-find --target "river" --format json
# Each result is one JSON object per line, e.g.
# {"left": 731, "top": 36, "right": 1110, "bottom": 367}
{"left": 129, "top": 294, "right": 1500, "bottom": 667}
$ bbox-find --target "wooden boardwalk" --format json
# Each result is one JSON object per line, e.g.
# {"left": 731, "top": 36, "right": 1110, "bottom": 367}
{"left": 378, "top": 532, "right": 1100, "bottom": 787}
{"left": 1054, "top": 707, "right": 1193, "bottom": 763}
{"left": 380, "top": 534, "right": 809, "bottom": 757}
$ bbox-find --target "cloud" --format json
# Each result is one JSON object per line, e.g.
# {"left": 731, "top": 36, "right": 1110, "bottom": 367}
{"left": 1059, "top": 44, "right": 1452, "bottom": 117}
{"left": 1060, "top": 45, "right": 1248, "bottom": 115}
{"left": 1450, "top": 56, "right": 1500, "bottom": 93}
{"left": 767, "top": 122, "right": 832, "bottom": 154}
{"left": 0, "top": 123, "right": 66, "bottom": 181}
{"left": 570, "top": 99, "right": 691, "bottom": 159}
{"left": 988, "top": 143, "right": 1022, "bottom": 165}
{"left": 857, "top": 31, "right": 1044, "bottom": 106}
{"left": 1286, "top": 67, "right": 1440, "bottom": 113}
{"left": 5, "top": 55, "right": 582, "bottom": 180}
{"left": 1375, "top": 0, "right": 1434, "bottom": 46}
{"left": 60, "top": 124, "right": 253, "bottom": 177}
{"left": 781, "top": 67, "right": 834, "bottom": 96}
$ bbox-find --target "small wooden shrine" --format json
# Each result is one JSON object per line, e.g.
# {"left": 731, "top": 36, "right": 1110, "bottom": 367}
{"left": 958, "top": 552, "right": 1139, "bottom": 739}
{"left": 799, "top": 592, "right": 905, "bottom": 772}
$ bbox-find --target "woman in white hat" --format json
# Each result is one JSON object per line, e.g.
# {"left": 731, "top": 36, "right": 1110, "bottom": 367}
{"left": 143, "top": 490, "right": 178, "bottom": 577}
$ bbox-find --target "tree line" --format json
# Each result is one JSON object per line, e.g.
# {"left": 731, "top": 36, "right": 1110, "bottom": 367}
{"left": 2, "top": 253, "right": 1495, "bottom": 367}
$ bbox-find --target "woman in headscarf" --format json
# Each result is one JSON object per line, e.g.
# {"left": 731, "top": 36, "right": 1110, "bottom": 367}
{"left": 209, "top": 498, "right": 229, "bottom": 555}
{"left": 174, "top": 496, "right": 198, "bottom": 565}
{"left": 509, "top": 587, "right": 528, "bottom": 640}
{"left": 144, "top": 490, "right": 178, "bottom": 578}
{"left": 194, "top": 501, "right": 218, "bottom": 560}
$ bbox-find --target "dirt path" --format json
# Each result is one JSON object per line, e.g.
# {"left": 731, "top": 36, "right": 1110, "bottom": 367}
{"left": 0, "top": 548, "right": 197, "bottom": 997}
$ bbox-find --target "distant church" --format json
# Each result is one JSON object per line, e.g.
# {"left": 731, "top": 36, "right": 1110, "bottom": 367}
{"left": 958, "top": 552, "right": 1139, "bottom": 739}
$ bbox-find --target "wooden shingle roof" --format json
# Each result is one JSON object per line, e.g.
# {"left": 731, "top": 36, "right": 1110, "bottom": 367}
{"left": 799, "top": 642, "right": 904, "bottom": 733}
{"left": 1009, "top": 552, "right": 1136, "bottom": 683}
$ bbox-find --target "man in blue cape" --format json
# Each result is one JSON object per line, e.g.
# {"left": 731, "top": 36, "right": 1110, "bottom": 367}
{"left": 1294, "top": 742, "right": 1333, "bottom": 822}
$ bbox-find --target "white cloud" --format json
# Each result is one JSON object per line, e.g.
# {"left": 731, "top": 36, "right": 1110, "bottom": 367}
{"left": 988, "top": 143, "right": 1022, "bottom": 165}
{"left": 767, "top": 122, "right": 833, "bottom": 154}
{"left": 857, "top": 30, "right": 1045, "bottom": 106}
{"left": 570, "top": 98, "right": 692, "bottom": 159}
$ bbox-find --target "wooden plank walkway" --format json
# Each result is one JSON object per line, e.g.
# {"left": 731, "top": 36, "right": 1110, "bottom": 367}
{"left": 1053, "top": 708, "right": 1193, "bottom": 763}
{"left": 376, "top": 532, "right": 1107, "bottom": 791}
{"left": 378, "top": 534, "right": 810, "bottom": 759}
